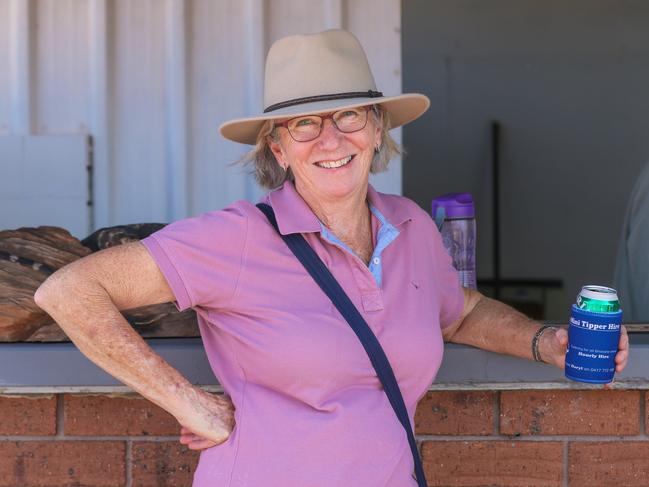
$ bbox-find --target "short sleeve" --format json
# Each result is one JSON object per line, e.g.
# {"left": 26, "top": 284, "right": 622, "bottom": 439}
{"left": 430, "top": 227, "right": 465, "bottom": 329}
{"left": 140, "top": 203, "right": 249, "bottom": 311}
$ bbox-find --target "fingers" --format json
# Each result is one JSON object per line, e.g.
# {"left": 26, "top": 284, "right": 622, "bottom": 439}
{"left": 613, "top": 325, "right": 629, "bottom": 373}
{"left": 185, "top": 438, "right": 218, "bottom": 450}
{"left": 179, "top": 429, "right": 218, "bottom": 450}
{"left": 553, "top": 327, "right": 568, "bottom": 345}
{"left": 619, "top": 325, "right": 629, "bottom": 351}
{"left": 179, "top": 432, "right": 197, "bottom": 444}
{"left": 615, "top": 349, "right": 629, "bottom": 372}
{"left": 180, "top": 432, "right": 218, "bottom": 450}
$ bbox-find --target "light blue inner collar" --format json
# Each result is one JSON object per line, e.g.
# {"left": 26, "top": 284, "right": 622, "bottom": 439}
{"left": 319, "top": 204, "right": 400, "bottom": 288}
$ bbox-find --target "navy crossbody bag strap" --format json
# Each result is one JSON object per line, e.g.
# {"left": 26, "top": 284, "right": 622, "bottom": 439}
{"left": 256, "top": 203, "right": 427, "bottom": 487}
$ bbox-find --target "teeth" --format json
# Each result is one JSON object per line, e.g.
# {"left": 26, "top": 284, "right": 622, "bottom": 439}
{"left": 316, "top": 155, "right": 352, "bottom": 169}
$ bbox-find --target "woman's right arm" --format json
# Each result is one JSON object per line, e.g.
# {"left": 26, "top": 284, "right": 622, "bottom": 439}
{"left": 33, "top": 241, "right": 234, "bottom": 445}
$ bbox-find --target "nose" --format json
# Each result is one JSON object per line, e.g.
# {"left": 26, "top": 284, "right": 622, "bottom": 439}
{"left": 316, "top": 118, "right": 342, "bottom": 148}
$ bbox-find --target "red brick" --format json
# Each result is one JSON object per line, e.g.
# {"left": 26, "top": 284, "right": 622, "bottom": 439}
{"left": 644, "top": 392, "right": 649, "bottom": 435}
{"left": 0, "top": 441, "right": 124, "bottom": 486}
{"left": 0, "top": 395, "right": 57, "bottom": 436}
{"left": 421, "top": 441, "right": 563, "bottom": 486}
{"left": 64, "top": 394, "right": 179, "bottom": 436}
{"left": 415, "top": 391, "right": 494, "bottom": 435}
{"left": 132, "top": 441, "right": 199, "bottom": 487}
{"left": 500, "top": 390, "right": 639, "bottom": 436}
{"left": 569, "top": 442, "right": 649, "bottom": 486}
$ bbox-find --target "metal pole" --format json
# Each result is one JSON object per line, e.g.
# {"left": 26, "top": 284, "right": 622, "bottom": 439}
{"left": 492, "top": 121, "right": 501, "bottom": 300}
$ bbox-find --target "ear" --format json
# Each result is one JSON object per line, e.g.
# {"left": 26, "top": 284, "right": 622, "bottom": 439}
{"left": 267, "top": 136, "right": 288, "bottom": 169}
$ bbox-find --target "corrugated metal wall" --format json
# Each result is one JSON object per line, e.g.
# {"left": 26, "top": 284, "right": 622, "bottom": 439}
{"left": 0, "top": 0, "right": 403, "bottom": 238}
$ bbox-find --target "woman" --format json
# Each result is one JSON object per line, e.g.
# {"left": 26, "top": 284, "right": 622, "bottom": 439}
{"left": 34, "top": 30, "right": 628, "bottom": 487}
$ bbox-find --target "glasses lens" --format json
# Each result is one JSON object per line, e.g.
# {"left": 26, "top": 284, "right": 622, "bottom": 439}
{"left": 333, "top": 108, "right": 367, "bottom": 133}
{"left": 287, "top": 116, "right": 322, "bottom": 142}
{"left": 284, "top": 106, "right": 369, "bottom": 142}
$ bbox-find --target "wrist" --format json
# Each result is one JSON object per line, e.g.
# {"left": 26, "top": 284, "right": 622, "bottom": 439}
{"left": 532, "top": 325, "right": 557, "bottom": 363}
{"left": 172, "top": 383, "right": 209, "bottom": 421}
{"left": 176, "top": 386, "right": 234, "bottom": 428}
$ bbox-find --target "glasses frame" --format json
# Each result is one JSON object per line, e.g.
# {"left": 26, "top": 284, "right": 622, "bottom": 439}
{"left": 274, "top": 105, "right": 372, "bottom": 142}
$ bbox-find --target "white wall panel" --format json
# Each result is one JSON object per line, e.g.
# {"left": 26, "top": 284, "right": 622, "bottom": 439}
{"left": 34, "top": 0, "right": 90, "bottom": 134}
{"left": 8, "top": 0, "right": 33, "bottom": 134}
{"left": 188, "top": 0, "right": 251, "bottom": 215}
{"left": 111, "top": 0, "right": 168, "bottom": 224}
{"left": 0, "top": 135, "right": 90, "bottom": 238}
{"left": 0, "top": 0, "right": 402, "bottom": 235}
{"left": 241, "top": 0, "right": 266, "bottom": 203}
{"left": 266, "top": 0, "right": 341, "bottom": 43}
{"left": 347, "top": 0, "right": 403, "bottom": 195}
{"left": 0, "top": 1, "right": 10, "bottom": 135}
{"left": 164, "top": 0, "right": 189, "bottom": 220}
{"left": 88, "top": 0, "right": 111, "bottom": 230}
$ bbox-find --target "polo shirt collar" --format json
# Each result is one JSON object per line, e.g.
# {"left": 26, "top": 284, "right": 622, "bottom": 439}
{"left": 267, "top": 181, "right": 321, "bottom": 235}
{"left": 366, "top": 184, "right": 412, "bottom": 228}
{"left": 267, "top": 180, "right": 412, "bottom": 236}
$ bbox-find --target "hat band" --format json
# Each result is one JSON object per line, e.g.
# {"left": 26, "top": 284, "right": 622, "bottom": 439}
{"left": 263, "top": 90, "right": 384, "bottom": 113}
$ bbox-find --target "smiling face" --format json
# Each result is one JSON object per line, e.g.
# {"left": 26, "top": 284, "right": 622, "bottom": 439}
{"left": 267, "top": 105, "right": 383, "bottom": 206}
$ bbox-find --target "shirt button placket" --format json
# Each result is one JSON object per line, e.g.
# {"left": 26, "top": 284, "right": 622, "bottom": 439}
{"left": 346, "top": 256, "right": 385, "bottom": 335}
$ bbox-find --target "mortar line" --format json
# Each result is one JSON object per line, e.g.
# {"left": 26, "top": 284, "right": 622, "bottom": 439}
{"left": 3, "top": 433, "right": 645, "bottom": 442}
{"left": 493, "top": 391, "right": 500, "bottom": 436}
{"left": 0, "top": 435, "right": 181, "bottom": 441}
{"left": 640, "top": 390, "right": 646, "bottom": 437}
{"left": 413, "top": 435, "right": 649, "bottom": 442}
{"left": 56, "top": 393, "right": 65, "bottom": 438}
{"left": 563, "top": 440, "right": 569, "bottom": 487}
{"left": 126, "top": 440, "right": 132, "bottom": 487}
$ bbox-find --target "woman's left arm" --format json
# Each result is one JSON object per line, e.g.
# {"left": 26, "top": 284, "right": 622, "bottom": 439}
{"left": 443, "top": 288, "right": 629, "bottom": 372}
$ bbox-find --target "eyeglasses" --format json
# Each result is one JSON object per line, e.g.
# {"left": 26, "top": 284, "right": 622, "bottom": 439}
{"left": 275, "top": 106, "right": 370, "bottom": 142}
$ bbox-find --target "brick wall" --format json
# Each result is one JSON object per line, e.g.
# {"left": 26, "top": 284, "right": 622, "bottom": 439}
{"left": 0, "top": 394, "right": 199, "bottom": 487}
{"left": 0, "top": 390, "right": 647, "bottom": 486}
{"left": 415, "top": 389, "right": 647, "bottom": 487}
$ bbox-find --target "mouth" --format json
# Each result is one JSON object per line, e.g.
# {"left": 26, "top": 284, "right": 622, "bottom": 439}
{"left": 314, "top": 155, "right": 354, "bottom": 169}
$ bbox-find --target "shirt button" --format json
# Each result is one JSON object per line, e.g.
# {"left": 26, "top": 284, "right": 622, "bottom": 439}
{"left": 373, "top": 257, "right": 380, "bottom": 265}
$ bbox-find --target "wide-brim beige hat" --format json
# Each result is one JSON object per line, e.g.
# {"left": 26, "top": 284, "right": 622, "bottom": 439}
{"left": 219, "top": 29, "right": 430, "bottom": 145}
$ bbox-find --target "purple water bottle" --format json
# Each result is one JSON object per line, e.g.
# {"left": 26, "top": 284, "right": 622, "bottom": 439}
{"left": 431, "top": 193, "right": 477, "bottom": 289}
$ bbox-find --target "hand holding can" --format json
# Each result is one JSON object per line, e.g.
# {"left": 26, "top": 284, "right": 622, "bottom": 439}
{"left": 564, "top": 286, "right": 623, "bottom": 384}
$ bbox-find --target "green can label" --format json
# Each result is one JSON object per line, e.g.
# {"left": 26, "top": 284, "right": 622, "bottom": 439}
{"left": 576, "top": 285, "right": 620, "bottom": 313}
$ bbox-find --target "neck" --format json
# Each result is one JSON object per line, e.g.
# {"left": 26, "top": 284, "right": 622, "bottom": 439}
{"left": 294, "top": 181, "right": 374, "bottom": 264}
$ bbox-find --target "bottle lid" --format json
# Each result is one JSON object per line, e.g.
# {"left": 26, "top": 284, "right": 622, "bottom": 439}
{"left": 431, "top": 193, "right": 475, "bottom": 219}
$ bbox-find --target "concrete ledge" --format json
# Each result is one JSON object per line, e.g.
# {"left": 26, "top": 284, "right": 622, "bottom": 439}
{"left": 1, "top": 337, "right": 647, "bottom": 393}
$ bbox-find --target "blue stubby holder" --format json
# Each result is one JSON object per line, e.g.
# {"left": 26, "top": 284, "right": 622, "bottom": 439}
{"left": 565, "top": 305, "right": 623, "bottom": 383}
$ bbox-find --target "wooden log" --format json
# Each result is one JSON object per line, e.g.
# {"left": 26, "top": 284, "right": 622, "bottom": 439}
{"left": 0, "top": 226, "right": 92, "bottom": 341}
{"left": 0, "top": 225, "right": 199, "bottom": 342}
{"left": 26, "top": 303, "right": 198, "bottom": 341}
{"left": 81, "top": 223, "right": 166, "bottom": 251}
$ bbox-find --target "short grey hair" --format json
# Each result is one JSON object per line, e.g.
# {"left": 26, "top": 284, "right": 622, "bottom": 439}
{"left": 235, "top": 105, "right": 402, "bottom": 190}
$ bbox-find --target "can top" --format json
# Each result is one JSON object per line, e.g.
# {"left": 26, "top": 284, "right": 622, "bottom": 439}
{"left": 580, "top": 285, "right": 618, "bottom": 301}
{"left": 576, "top": 285, "right": 620, "bottom": 312}
{"left": 431, "top": 193, "right": 475, "bottom": 219}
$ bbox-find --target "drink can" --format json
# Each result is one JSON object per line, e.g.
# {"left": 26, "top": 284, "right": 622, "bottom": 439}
{"left": 564, "top": 285, "right": 623, "bottom": 383}
{"left": 576, "top": 285, "right": 620, "bottom": 313}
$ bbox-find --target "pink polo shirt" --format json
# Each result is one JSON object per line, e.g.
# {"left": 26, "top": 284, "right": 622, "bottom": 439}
{"left": 141, "top": 181, "right": 463, "bottom": 487}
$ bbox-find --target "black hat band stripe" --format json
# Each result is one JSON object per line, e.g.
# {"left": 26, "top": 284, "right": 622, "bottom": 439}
{"left": 263, "top": 90, "right": 384, "bottom": 114}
